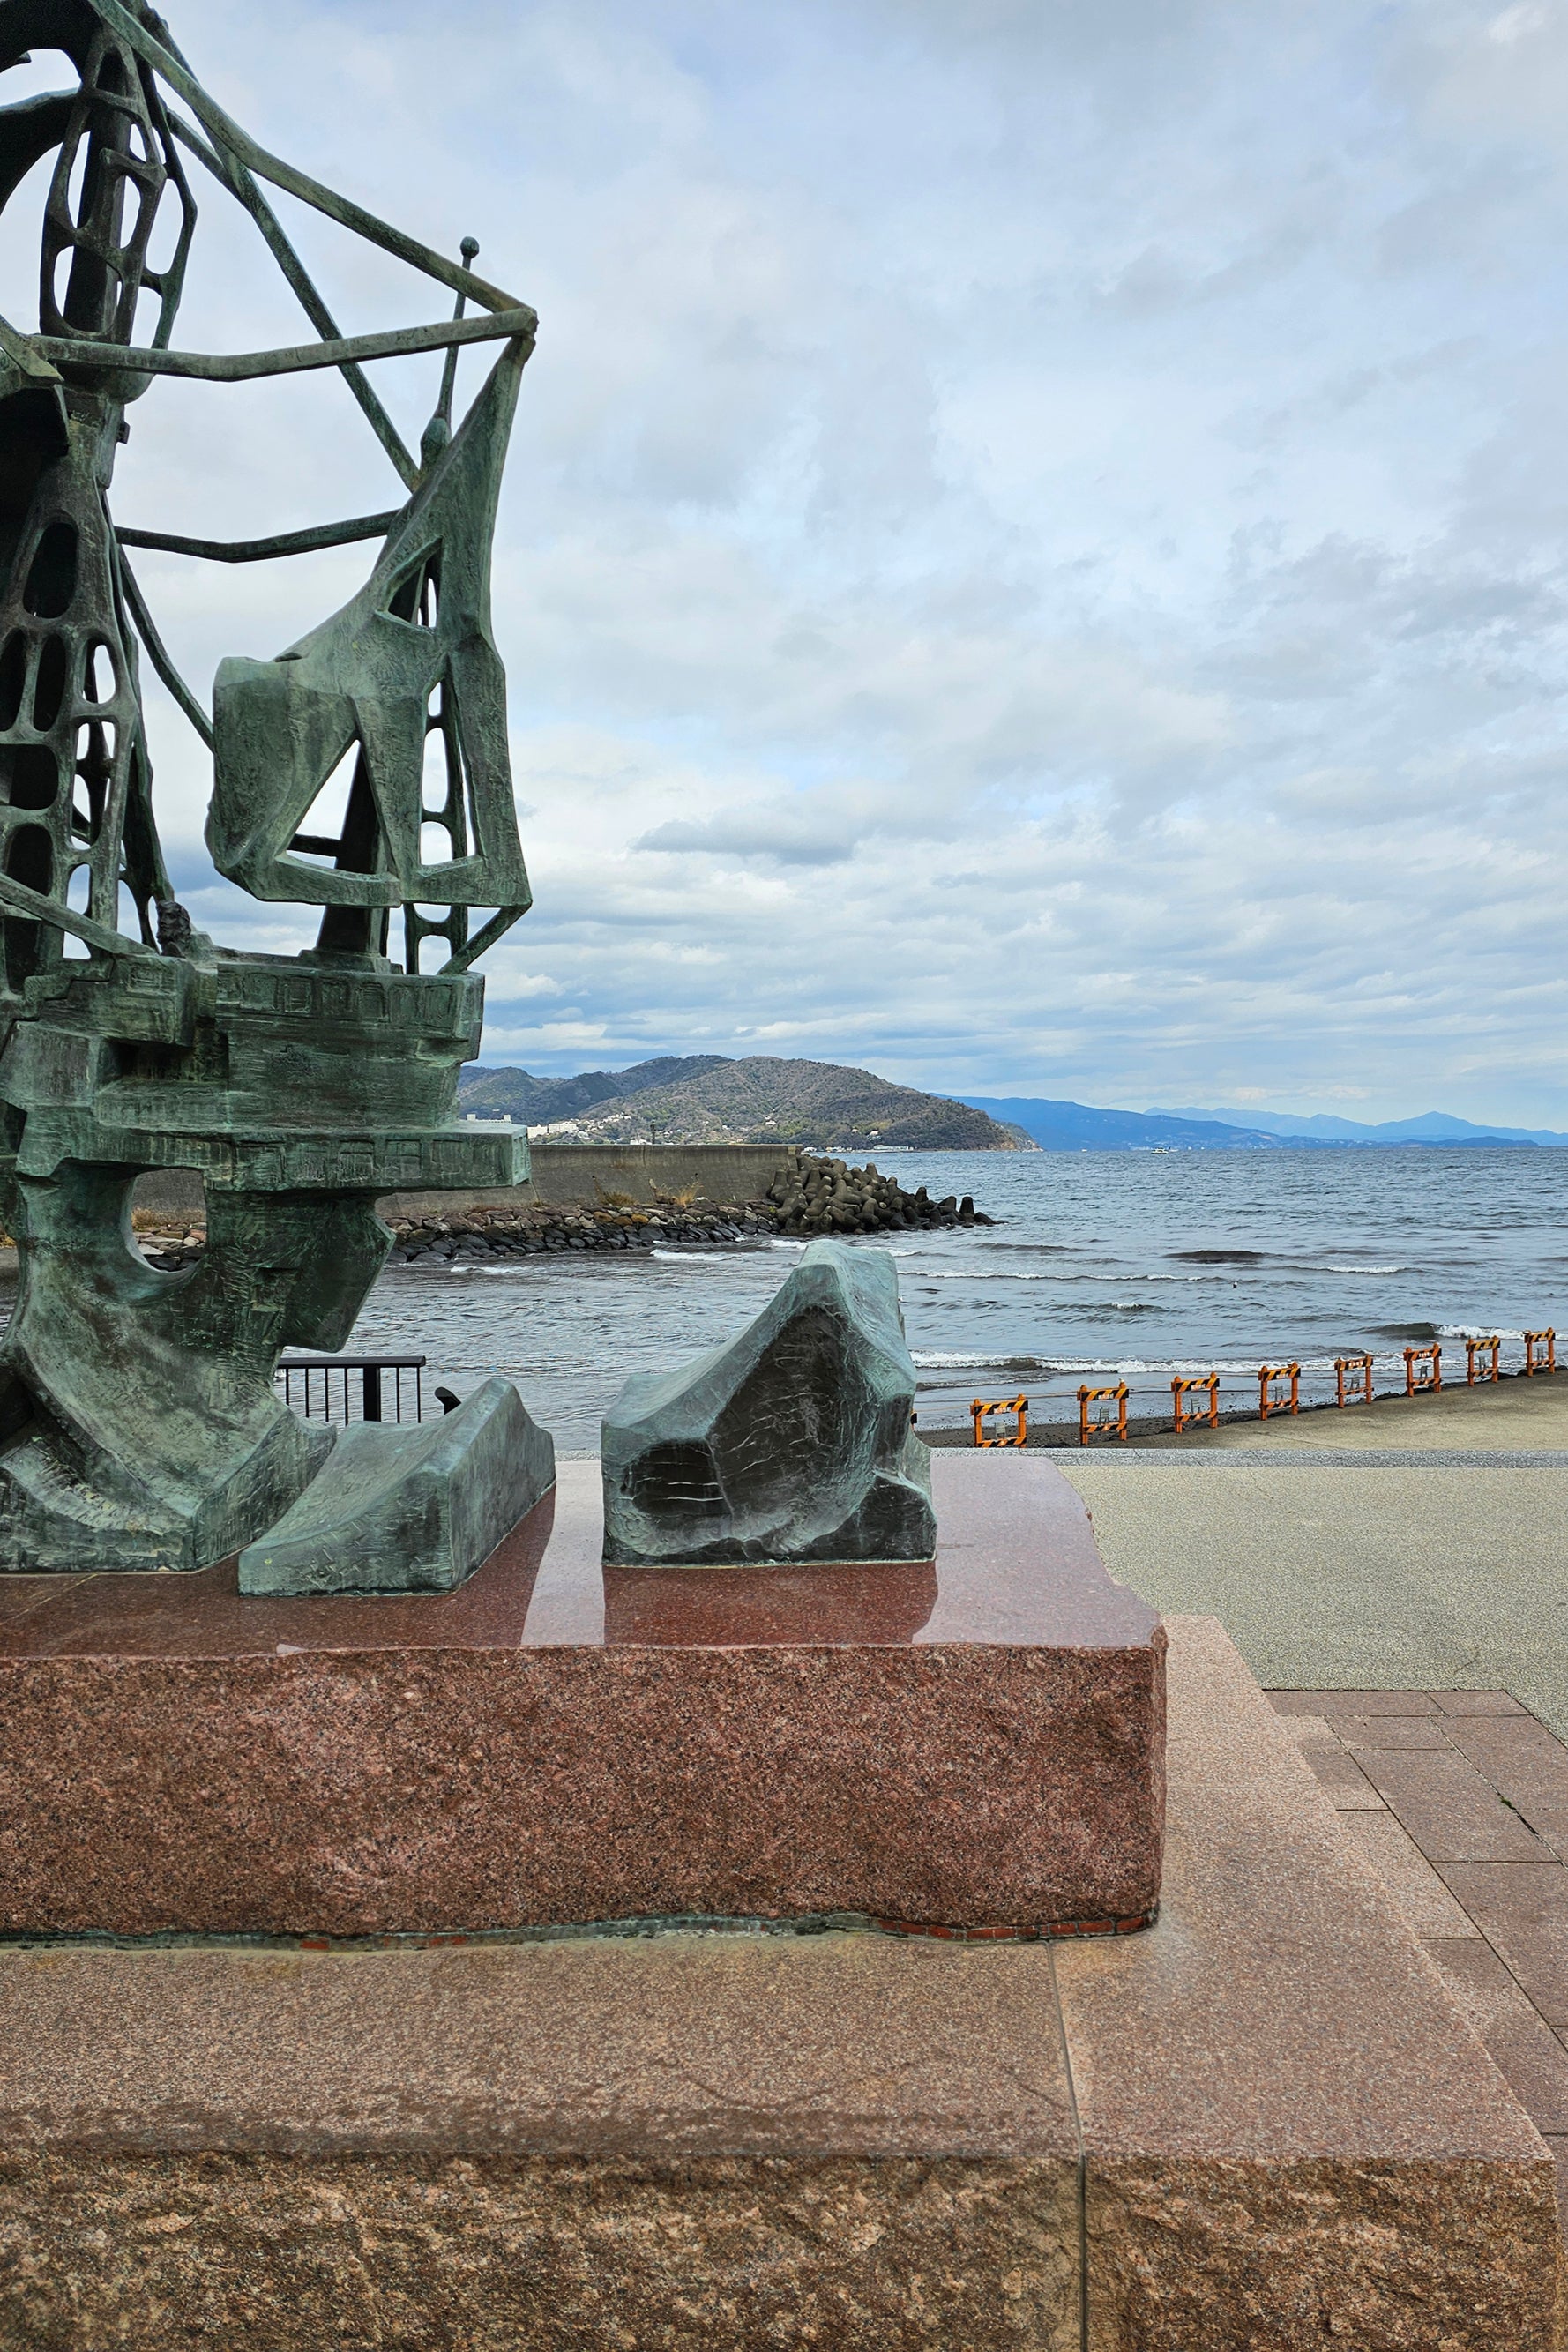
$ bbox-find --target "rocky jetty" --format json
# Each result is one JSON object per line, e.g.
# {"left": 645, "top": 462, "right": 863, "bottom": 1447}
{"left": 386, "top": 1200, "right": 773, "bottom": 1263}
{"left": 132, "top": 1152, "right": 993, "bottom": 1272}
{"left": 132, "top": 1203, "right": 777, "bottom": 1271}
{"left": 133, "top": 1220, "right": 207, "bottom": 1272}
{"left": 764, "top": 1153, "right": 992, "bottom": 1235}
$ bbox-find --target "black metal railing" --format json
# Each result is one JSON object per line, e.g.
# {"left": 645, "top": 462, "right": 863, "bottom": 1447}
{"left": 277, "top": 1355, "right": 426, "bottom": 1424}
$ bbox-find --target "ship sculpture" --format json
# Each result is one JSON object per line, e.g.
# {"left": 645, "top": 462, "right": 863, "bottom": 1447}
{"left": 0, "top": 0, "right": 553, "bottom": 1586}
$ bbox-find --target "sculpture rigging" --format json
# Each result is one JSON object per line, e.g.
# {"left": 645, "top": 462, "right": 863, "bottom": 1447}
{"left": 0, "top": 0, "right": 548, "bottom": 1581}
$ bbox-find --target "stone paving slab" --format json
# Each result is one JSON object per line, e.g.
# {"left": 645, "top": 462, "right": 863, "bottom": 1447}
{"left": 1058, "top": 1620, "right": 1558, "bottom": 2349}
{"left": 1272, "top": 1685, "right": 1568, "bottom": 2238}
{"left": 1355, "top": 1749, "right": 1553, "bottom": 1863}
{"left": 1439, "top": 1868, "right": 1568, "bottom": 2033}
{"left": 1337, "top": 1714, "right": 1457, "bottom": 1747}
{"left": 1442, "top": 1715, "right": 1568, "bottom": 1853}
{"left": 1338, "top": 1811, "right": 1481, "bottom": 1935}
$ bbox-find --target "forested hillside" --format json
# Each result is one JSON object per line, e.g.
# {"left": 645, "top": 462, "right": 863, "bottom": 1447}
{"left": 459, "top": 1056, "right": 1025, "bottom": 1149}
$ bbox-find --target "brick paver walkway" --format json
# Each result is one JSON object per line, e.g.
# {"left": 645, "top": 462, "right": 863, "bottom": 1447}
{"left": 1272, "top": 1688, "right": 1568, "bottom": 2229}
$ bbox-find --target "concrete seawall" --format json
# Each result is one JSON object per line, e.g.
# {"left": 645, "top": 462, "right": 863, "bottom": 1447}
{"left": 128, "top": 1142, "right": 795, "bottom": 1221}
{"left": 391, "top": 1142, "right": 794, "bottom": 1217}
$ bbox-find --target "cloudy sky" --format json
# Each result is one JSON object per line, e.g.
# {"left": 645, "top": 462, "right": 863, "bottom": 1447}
{"left": 9, "top": 0, "right": 1568, "bottom": 1121}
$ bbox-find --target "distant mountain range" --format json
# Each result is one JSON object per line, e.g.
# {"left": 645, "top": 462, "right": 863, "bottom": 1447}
{"left": 459, "top": 1057, "right": 1026, "bottom": 1150}
{"left": 963, "top": 1096, "right": 1565, "bottom": 1149}
{"left": 1157, "top": 1106, "right": 1568, "bottom": 1146}
{"left": 959, "top": 1098, "right": 1281, "bottom": 1151}
{"left": 457, "top": 1061, "right": 1567, "bottom": 1153}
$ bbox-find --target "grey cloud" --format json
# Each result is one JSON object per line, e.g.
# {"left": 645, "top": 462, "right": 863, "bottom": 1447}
{"left": 635, "top": 815, "right": 858, "bottom": 865}
{"left": 22, "top": 0, "right": 1568, "bottom": 1124}
{"left": 1097, "top": 220, "right": 1325, "bottom": 319}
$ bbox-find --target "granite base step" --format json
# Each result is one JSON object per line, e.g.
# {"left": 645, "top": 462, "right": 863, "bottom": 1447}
{"left": 0, "top": 1617, "right": 1558, "bottom": 2349}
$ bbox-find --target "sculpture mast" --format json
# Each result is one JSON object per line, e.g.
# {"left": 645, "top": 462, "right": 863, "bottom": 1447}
{"left": 0, "top": 0, "right": 537, "bottom": 990}
{"left": 0, "top": 0, "right": 540, "bottom": 1579}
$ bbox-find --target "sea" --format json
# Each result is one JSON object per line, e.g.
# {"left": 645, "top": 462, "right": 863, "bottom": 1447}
{"left": 344, "top": 1146, "right": 1568, "bottom": 1450}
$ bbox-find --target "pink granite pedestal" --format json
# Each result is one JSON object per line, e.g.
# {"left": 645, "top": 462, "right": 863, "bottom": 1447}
{"left": 0, "top": 1618, "right": 1557, "bottom": 2350}
{"left": 0, "top": 1452, "right": 1164, "bottom": 1938}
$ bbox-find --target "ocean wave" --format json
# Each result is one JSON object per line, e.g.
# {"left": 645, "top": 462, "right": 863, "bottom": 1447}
{"left": 922, "top": 1355, "right": 1275, "bottom": 1378}
{"left": 974, "top": 1242, "right": 1071, "bottom": 1255}
{"left": 910, "top": 1266, "right": 1076, "bottom": 1282}
{"left": 768, "top": 1236, "right": 919, "bottom": 1255}
{"left": 1167, "top": 1249, "right": 1268, "bottom": 1265}
{"left": 1438, "top": 1323, "right": 1527, "bottom": 1340}
{"left": 651, "top": 1249, "right": 732, "bottom": 1262}
{"left": 915, "top": 1351, "right": 1423, "bottom": 1381}
{"left": 912, "top": 1351, "right": 1050, "bottom": 1370}
{"left": 1323, "top": 1264, "right": 1406, "bottom": 1275}
{"left": 1079, "top": 1358, "right": 1266, "bottom": 1377}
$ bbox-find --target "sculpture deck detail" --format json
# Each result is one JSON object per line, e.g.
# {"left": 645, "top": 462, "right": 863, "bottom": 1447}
{"left": 602, "top": 1240, "right": 936, "bottom": 1568}
{"left": 0, "top": 0, "right": 545, "bottom": 1579}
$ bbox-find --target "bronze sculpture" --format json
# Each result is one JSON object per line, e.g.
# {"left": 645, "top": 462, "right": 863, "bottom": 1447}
{"left": 0, "top": 0, "right": 552, "bottom": 1582}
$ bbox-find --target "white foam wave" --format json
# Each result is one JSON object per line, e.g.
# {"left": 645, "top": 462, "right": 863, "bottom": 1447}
{"left": 651, "top": 1249, "right": 732, "bottom": 1262}
{"left": 1324, "top": 1264, "right": 1406, "bottom": 1275}
{"left": 915, "top": 1268, "right": 1004, "bottom": 1280}
{"left": 1072, "top": 1357, "right": 1263, "bottom": 1377}
{"left": 912, "top": 1267, "right": 1061, "bottom": 1282}
{"left": 912, "top": 1351, "right": 1048, "bottom": 1370}
{"left": 768, "top": 1236, "right": 917, "bottom": 1255}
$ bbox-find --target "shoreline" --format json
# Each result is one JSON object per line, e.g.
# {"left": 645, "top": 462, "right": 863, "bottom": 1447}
{"left": 922, "top": 1365, "right": 1568, "bottom": 1452}
{"left": 123, "top": 1156, "right": 993, "bottom": 1273}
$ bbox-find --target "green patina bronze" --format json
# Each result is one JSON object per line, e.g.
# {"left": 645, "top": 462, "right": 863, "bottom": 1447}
{"left": 0, "top": 0, "right": 552, "bottom": 1581}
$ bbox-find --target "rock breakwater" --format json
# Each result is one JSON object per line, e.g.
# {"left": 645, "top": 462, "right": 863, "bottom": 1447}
{"left": 764, "top": 1153, "right": 992, "bottom": 1236}
{"left": 132, "top": 1152, "right": 993, "bottom": 1272}
{"left": 389, "top": 1199, "right": 773, "bottom": 1262}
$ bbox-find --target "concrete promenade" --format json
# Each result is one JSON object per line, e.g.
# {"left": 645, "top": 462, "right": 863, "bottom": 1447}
{"left": 1057, "top": 1375, "right": 1568, "bottom": 1735}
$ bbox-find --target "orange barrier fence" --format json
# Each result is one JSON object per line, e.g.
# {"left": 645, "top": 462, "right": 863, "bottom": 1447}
{"left": 1170, "top": 1373, "right": 1220, "bottom": 1434}
{"left": 951, "top": 1325, "right": 1563, "bottom": 1442}
{"left": 972, "top": 1394, "right": 1027, "bottom": 1448}
{"left": 1078, "top": 1382, "right": 1128, "bottom": 1445}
